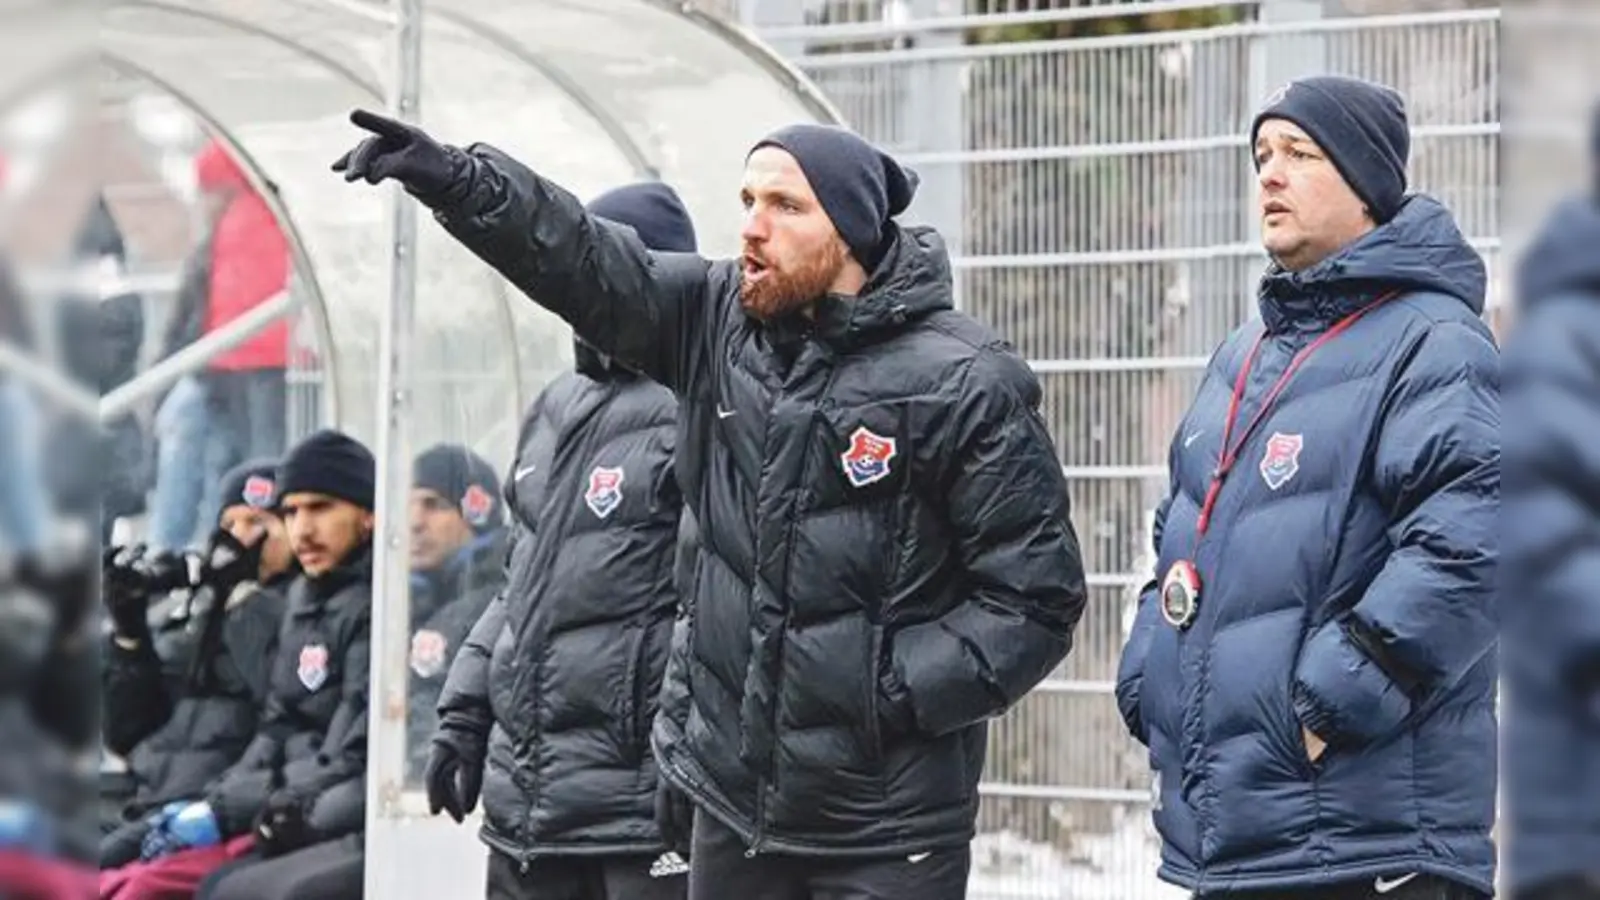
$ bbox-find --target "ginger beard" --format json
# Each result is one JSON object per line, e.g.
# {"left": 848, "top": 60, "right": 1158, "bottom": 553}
{"left": 739, "top": 235, "right": 852, "bottom": 321}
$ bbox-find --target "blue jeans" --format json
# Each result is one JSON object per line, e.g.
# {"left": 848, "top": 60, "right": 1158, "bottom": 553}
{"left": 147, "top": 377, "right": 231, "bottom": 551}
{"left": 0, "top": 379, "right": 48, "bottom": 552}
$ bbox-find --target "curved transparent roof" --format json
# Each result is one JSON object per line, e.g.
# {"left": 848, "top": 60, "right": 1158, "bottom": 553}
{"left": 91, "top": 0, "right": 840, "bottom": 457}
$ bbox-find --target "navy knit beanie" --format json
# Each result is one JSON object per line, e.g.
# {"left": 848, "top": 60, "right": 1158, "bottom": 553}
{"left": 276, "top": 430, "right": 376, "bottom": 512}
{"left": 750, "top": 124, "right": 920, "bottom": 270}
{"left": 587, "top": 182, "right": 698, "bottom": 254}
{"left": 412, "top": 443, "right": 503, "bottom": 533}
{"left": 1250, "top": 75, "right": 1410, "bottom": 223}
{"left": 216, "top": 458, "right": 281, "bottom": 519}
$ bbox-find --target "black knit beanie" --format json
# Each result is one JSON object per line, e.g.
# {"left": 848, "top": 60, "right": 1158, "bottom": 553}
{"left": 1250, "top": 75, "right": 1410, "bottom": 223}
{"left": 276, "top": 429, "right": 376, "bottom": 512}
{"left": 216, "top": 458, "right": 281, "bottom": 519}
{"left": 749, "top": 124, "right": 920, "bottom": 271}
{"left": 412, "top": 443, "right": 503, "bottom": 533}
{"left": 587, "top": 182, "right": 698, "bottom": 254}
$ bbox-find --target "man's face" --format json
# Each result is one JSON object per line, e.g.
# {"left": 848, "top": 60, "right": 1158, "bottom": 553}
{"left": 279, "top": 492, "right": 372, "bottom": 577}
{"left": 1255, "top": 118, "right": 1375, "bottom": 272}
{"left": 219, "top": 504, "right": 294, "bottom": 582}
{"left": 738, "top": 147, "right": 857, "bottom": 320}
{"left": 409, "top": 488, "right": 474, "bottom": 572}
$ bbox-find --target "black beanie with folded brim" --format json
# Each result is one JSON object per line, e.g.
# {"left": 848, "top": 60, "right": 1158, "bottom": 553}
{"left": 1250, "top": 75, "right": 1410, "bottom": 224}
{"left": 276, "top": 429, "right": 376, "bottom": 512}
{"left": 216, "top": 458, "right": 282, "bottom": 521}
{"left": 750, "top": 124, "right": 920, "bottom": 271}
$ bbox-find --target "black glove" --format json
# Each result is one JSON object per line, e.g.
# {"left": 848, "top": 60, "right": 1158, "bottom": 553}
{"left": 102, "top": 544, "right": 153, "bottom": 640}
{"left": 653, "top": 780, "right": 694, "bottom": 856}
{"left": 253, "top": 791, "right": 313, "bottom": 858}
{"left": 200, "top": 528, "right": 262, "bottom": 595}
{"left": 332, "top": 109, "right": 466, "bottom": 200}
{"left": 424, "top": 726, "right": 485, "bottom": 824}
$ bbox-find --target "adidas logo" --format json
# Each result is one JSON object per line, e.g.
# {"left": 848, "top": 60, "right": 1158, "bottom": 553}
{"left": 649, "top": 851, "right": 689, "bottom": 878}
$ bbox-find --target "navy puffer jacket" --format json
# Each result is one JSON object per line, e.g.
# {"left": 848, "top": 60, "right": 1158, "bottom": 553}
{"left": 1116, "top": 195, "right": 1499, "bottom": 895}
{"left": 1503, "top": 194, "right": 1600, "bottom": 892}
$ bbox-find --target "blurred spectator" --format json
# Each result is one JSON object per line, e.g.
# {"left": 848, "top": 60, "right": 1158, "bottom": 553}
{"left": 1502, "top": 104, "right": 1600, "bottom": 900}
{"left": 148, "top": 138, "right": 291, "bottom": 551}
{"left": 42, "top": 194, "right": 151, "bottom": 543}
{"left": 0, "top": 541, "right": 103, "bottom": 898}
{"left": 98, "top": 459, "right": 295, "bottom": 869}
{"left": 405, "top": 443, "right": 508, "bottom": 784}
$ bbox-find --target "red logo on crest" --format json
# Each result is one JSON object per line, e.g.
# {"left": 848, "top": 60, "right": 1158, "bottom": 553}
{"left": 585, "top": 466, "right": 626, "bottom": 519}
{"left": 297, "top": 644, "right": 329, "bottom": 692}
{"left": 1259, "top": 432, "right": 1303, "bottom": 491}
{"left": 410, "top": 630, "right": 449, "bottom": 678}
{"left": 840, "top": 427, "right": 898, "bottom": 488}
{"left": 242, "top": 475, "right": 275, "bottom": 509}
{"left": 460, "top": 483, "right": 494, "bottom": 527}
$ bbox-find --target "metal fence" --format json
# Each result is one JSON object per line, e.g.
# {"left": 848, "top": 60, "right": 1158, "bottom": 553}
{"left": 709, "top": 1, "right": 1499, "bottom": 895}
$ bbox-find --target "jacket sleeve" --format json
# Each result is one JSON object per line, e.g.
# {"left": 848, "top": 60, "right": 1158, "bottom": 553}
{"left": 1114, "top": 493, "right": 1172, "bottom": 746}
{"left": 160, "top": 237, "right": 210, "bottom": 361}
{"left": 1503, "top": 294, "right": 1600, "bottom": 713}
{"left": 888, "top": 350, "right": 1089, "bottom": 738}
{"left": 435, "top": 594, "right": 505, "bottom": 737}
{"left": 428, "top": 145, "right": 713, "bottom": 393}
{"left": 205, "top": 703, "right": 288, "bottom": 835}
{"left": 656, "top": 509, "right": 699, "bottom": 735}
{"left": 101, "top": 637, "right": 174, "bottom": 756}
{"left": 1292, "top": 320, "right": 1499, "bottom": 747}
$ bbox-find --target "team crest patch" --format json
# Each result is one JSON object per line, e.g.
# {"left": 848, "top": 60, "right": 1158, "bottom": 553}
{"left": 840, "top": 426, "right": 897, "bottom": 488}
{"left": 460, "top": 483, "right": 494, "bottom": 527}
{"left": 1259, "top": 432, "right": 1303, "bottom": 491}
{"left": 297, "top": 644, "right": 330, "bottom": 692}
{"left": 585, "top": 466, "right": 626, "bottom": 519}
{"left": 241, "top": 475, "right": 275, "bottom": 509}
{"left": 410, "top": 629, "right": 449, "bottom": 679}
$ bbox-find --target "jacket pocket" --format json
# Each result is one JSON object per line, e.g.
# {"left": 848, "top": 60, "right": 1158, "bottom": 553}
{"left": 621, "top": 622, "right": 651, "bottom": 765}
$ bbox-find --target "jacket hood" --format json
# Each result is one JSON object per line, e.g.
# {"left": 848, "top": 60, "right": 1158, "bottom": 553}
{"left": 1258, "top": 194, "right": 1486, "bottom": 332}
{"left": 1517, "top": 195, "right": 1600, "bottom": 306}
{"left": 768, "top": 224, "right": 954, "bottom": 353}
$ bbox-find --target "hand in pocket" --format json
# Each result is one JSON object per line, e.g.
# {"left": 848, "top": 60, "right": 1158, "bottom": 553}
{"left": 1302, "top": 725, "right": 1327, "bottom": 763}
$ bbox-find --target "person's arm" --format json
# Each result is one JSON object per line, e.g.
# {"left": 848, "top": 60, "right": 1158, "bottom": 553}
{"left": 1292, "top": 321, "right": 1498, "bottom": 748}
{"left": 424, "top": 145, "right": 713, "bottom": 392}
{"left": 100, "top": 636, "right": 175, "bottom": 756}
{"left": 883, "top": 350, "right": 1089, "bottom": 737}
{"left": 1114, "top": 494, "right": 1173, "bottom": 746}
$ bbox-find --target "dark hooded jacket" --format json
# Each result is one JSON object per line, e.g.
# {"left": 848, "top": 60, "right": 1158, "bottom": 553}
{"left": 435, "top": 344, "right": 680, "bottom": 862}
{"left": 203, "top": 546, "right": 372, "bottom": 841}
{"left": 425, "top": 145, "right": 1087, "bottom": 857}
{"left": 1503, "top": 194, "right": 1600, "bottom": 892}
{"left": 1116, "top": 195, "right": 1499, "bottom": 895}
{"left": 102, "top": 573, "right": 290, "bottom": 823}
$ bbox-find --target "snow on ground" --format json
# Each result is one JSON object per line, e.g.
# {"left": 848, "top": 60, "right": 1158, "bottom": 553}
{"left": 968, "top": 812, "right": 1189, "bottom": 900}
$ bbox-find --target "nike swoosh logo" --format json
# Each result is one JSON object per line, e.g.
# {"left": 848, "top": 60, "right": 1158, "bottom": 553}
{"left": 1183, "top": 430, "right": 1203, "bottom": 447}
{"left": 907, "top": 852, "right": 931, "bottom": 864}
{"left": 514, "top": 464, "right": 537, "bottom": 481}
{"left": 716, "top": 405, "right": 736, "bottom": 419}
{"left": 1374, "top": 873, "right": 1419, "bottom": 893}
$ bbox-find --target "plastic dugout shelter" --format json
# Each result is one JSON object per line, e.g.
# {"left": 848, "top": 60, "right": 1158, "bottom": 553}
{"left": 57, "top": 0, "right": 841, "bottom": 892}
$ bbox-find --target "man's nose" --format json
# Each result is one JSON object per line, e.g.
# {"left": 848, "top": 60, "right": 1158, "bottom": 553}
{"left": 740, "top": 210, "right": 769, "bottom": 243}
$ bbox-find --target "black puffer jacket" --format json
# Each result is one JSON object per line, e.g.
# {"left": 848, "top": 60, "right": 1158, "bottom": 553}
{"left": 102, "top": 576, "right": 288, "bottom": 817}
{"left": 204, "top": 548, "right": 371, "bottom": 841}
{"left": 405, "top": 527, "right": 508, "bottom": 782}
{"left": 429, "top": 147, "right": 1087, "bottom": 857}
{"left": 437, "top": 349, "right": 679, "bottom": 863}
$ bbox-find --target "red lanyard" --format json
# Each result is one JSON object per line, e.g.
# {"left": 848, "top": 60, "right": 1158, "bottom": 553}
{"left": 1194, "top": 291, "right": 1399, "bottom": 535}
